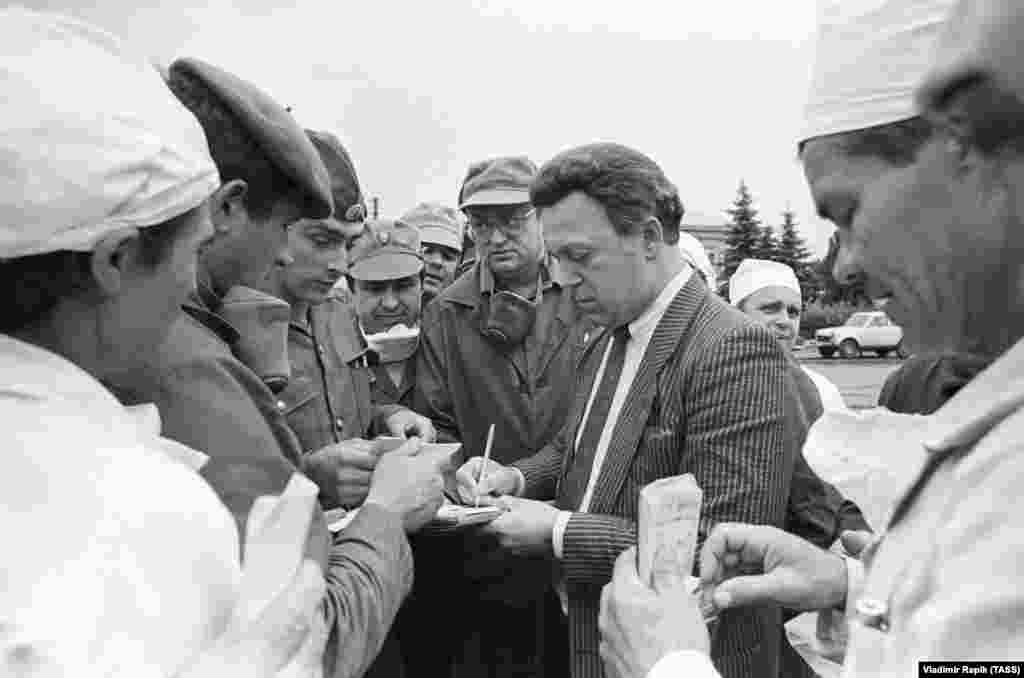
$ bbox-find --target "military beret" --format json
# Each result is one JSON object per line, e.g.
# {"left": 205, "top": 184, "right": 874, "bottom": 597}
{"left": 170, "top": 57, "right": 333, "bottom": 219}
{"left": 306, "top": 130, "right": 367, "bottom": 223}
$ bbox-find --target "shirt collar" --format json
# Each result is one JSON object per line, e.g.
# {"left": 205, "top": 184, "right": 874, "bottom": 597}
{"left": 0, "top": 334, "right": 209, "bottom": 470}
{"left": 479, "top": 252, "right": 564, "bottom": 296}
{"left": 627, "top": 264, "right": 694, "bottom": 343}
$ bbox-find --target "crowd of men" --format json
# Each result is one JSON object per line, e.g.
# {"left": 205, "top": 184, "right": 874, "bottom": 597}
{"left": 2, "top": 0, "right": 1023, "bottom": 676}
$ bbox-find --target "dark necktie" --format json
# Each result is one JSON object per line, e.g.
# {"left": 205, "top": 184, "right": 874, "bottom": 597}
{"left": 559, "top": 325, "right": 631, "bottom": 510}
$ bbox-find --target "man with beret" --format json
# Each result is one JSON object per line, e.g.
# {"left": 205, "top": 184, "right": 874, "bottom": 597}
{"left": 264, "top": 131, "right": 434, "bottom": 501}
{"left": 262, "top": 131, "right": 435, "bottom": 678}
{"left": 415, "top": 155, "right": 592, "bottom": 678}
{"left": 401, "top": 202, "right": 465, "bottom": 304}
{"left": 103, "top": 58, "right": 450, "bottom": 678}
{"left": 0, "top": 10, "right": 327, "bottom": 674}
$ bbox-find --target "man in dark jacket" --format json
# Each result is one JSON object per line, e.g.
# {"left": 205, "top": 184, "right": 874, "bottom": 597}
{"left": 104, "top": 58, "right": 449, "bottom": 678}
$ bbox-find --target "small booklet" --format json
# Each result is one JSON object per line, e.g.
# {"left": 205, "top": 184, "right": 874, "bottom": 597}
{"left": 417, "top": 503, "right": 507, "bottom": 535}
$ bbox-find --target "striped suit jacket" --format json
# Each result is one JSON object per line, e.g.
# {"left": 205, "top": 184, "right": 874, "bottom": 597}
{"left": 513, "top": 275, "right": 802, "bottom": 678}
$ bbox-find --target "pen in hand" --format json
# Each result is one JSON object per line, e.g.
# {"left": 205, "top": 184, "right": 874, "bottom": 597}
{"left": 476, "top": 424, "right": 496, "bottom": 508}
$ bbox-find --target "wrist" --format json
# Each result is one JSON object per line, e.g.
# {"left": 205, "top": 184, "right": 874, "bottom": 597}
{"left": 825, "top": 553, "right": 850, "bottom": 610}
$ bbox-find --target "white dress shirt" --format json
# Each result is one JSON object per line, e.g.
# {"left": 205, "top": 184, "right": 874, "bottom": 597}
{"left": 552, "top": 265, "right": 692, "bottom": 557}
{"left": 803, "top": 365, "right": 848, "bottom": 412}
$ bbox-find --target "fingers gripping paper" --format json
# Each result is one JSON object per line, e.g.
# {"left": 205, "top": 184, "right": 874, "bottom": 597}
{"left": 637, "top": 474, "right": 702, "bottom": 593}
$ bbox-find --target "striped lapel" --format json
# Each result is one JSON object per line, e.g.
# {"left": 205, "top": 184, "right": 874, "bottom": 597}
{"left": 588, "top": 276, "right": 708, "bottom": 513}
{"left": 557, "top": 327, "right": 612, "bottom": 494}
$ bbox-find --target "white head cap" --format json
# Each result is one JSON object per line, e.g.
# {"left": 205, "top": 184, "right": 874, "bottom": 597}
{"left": 729, "top": 259, "right": 801, "bottom": 307}
{"left": 0, "top": 8, "right": 220, "bottom": 259}
{"left": 677, "top": 232, "right": 716, "bottom": 285}
{"left": 800, "top": 0, "right": 957, "bottom": 144}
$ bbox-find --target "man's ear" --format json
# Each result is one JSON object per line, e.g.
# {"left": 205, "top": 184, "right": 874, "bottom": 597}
{"left": 640, "top": 216, "right": 665, "bottom": 258}
{"left": 89, "top": 226, "right": 144, "bottom": 296}
{"left": 207, "top": 179, "right": 249, "bottom": 237}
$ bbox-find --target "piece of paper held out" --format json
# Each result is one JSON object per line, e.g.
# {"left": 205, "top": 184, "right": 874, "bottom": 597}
{"left": 637, "top": 474, "right": 716, "bottom": 623}
{"left": 638, "top": 474, "right": 702, "bottom": 593}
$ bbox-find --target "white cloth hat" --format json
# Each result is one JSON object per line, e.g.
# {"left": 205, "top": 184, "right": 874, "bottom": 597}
{"left": 729, "top": 259, "right": 801, "bottom": 307}
{"left": 0, "top": 9, "right": 220, "bottom": 259}
{"left": 801, "top": 0, "right": 957, "bottom": 143}
{"left": 677, "top": 232, "right": 716, "bottom": 285}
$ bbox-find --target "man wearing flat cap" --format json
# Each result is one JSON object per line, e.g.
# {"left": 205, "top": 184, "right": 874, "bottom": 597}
{"left": 414, "top": 156, "right": 592, "bottom": 678}
{"left": 104, "top": 58, "right": 450, "bottom": 678}
{"left": 402, "top": 202, "right": 465, "bottom": 304}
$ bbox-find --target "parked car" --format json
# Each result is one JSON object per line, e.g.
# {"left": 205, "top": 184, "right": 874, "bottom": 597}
{"left": 815, "top": 311, "right": 906, "bottom": 359}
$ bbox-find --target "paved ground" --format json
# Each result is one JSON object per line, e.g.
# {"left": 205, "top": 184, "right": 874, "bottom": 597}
{"left": 795, "top": 347, "right": 904, "bottom": 409}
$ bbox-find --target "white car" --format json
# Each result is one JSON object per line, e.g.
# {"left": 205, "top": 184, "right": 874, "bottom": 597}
{"left": 816, "top": 311, "right": 906, "bottom": 359}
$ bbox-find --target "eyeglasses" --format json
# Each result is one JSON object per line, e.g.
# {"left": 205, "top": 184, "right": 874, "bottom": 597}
{"left": 467, "top": 207, "right": 535, "bottom": 239}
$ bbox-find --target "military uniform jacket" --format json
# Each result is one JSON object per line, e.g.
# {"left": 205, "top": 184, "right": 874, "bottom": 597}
{"left": 104, "top": 288, "right": 414, "bottom": 678}
{"left": 277, "top": 298, "right": 403, "bottom": 453}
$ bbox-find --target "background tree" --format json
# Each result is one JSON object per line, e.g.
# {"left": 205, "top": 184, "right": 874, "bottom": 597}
{"left": 753, "top": 225, "right": 779, "bottom": 261}
{"left": 723, "top": 181, "right": 762, "bottom": 278}
{"left": 776, "top": 209, "right": 815, "bottom": 301}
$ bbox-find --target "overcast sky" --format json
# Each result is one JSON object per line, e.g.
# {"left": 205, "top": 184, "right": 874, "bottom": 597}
{"left": 27, "top": 0, "right": 834, "bottom": 255}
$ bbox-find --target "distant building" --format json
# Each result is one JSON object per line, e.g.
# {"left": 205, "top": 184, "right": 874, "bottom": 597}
{"left": 680, "top": 210, "right": 730, "bottom": 285}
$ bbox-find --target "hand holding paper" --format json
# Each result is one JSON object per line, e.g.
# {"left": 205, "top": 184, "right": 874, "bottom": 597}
{"left": 365, "top": 437, "right": 460, "bottom": 533}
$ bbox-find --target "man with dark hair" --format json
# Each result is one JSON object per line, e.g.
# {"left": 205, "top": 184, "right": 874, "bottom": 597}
{"left": 457, "top": 142, "right": 803, "bottom": 678}
{"left": 599, "top": 1, "right": 1024, "bottom": 675}
{"left": 105, "top": 58, "right": 450, "bottom": 678}
{"left": 415, "top": 155, "right": 591, "bottom": 678}
{"left": 0, "top": 10, "right": 325, "bottom": 673}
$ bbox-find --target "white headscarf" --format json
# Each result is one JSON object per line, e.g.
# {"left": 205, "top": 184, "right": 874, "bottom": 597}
{"left": 801, "top": 0, "right": 958, "bottom": 143}
{"left": 677, "top": 232, "right": 716, "bottom": 285}
{"left": 729, "top": 259, "right": 801, "bottom": 307}
{"left": 0, "top": 8, "right": 219, "bottom": 259}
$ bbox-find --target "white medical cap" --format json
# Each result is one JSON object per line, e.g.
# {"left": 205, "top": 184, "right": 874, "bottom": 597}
{"left": 729, "top": 259, "right": 801, "bottom": 307}
{"left": 801, "top": 0, "right": 957, "bottom": 143}
{"left": 0, "top": 8, "right": 220, "bottom": 259}
{"left": 677, "top": 232, "right": 716, "bottom": 285}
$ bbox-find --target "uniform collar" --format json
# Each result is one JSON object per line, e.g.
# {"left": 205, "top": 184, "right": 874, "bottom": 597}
{"left": 924, "top": 338, "right": 1024, "bottom": 453}
{"left": 182, "top": 287, "right": 240, "bottom": 346}
{"left": 446, "top": 254, "right": 564, "bottom": 309}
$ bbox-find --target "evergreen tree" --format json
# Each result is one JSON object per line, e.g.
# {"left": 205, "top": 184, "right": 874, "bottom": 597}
{"left": 776, "top": 209, "right": 814, "bottom": 300}
{"left": 753, "top": 225, "right": 779, "bottom": 261}
{"left": 777, "top": 209, "right": 812, "bottom": 269}
{"left": 723, "top": 181, "right": 762, "bottom": 278}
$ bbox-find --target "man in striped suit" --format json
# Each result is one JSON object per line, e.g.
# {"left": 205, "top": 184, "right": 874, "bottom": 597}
{"left": 456, "top": 143, "right": 805, "bottom": 678}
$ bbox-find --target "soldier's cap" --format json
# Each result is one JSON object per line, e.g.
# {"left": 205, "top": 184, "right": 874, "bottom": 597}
{"left": 401, "top": 202, "right": 463, "bottom": 252}
{"left": 170, "top": 57, "right": 333, "bottom": 219}
{"left": 348, "top": 218, "right": 424, "bottom": 282}
{"left": 306, "top": 130, "right": 367, "bottom": 223}
{"left": 458, "top": 156, "right": 537, "bottom": 210}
